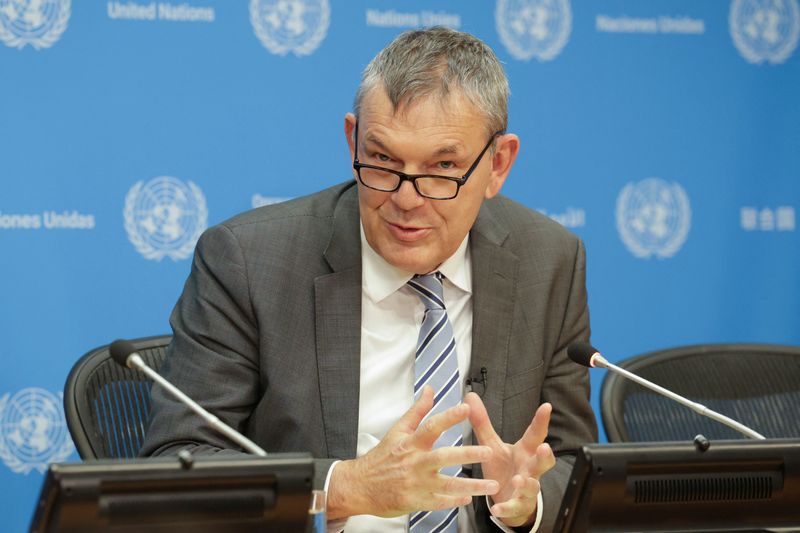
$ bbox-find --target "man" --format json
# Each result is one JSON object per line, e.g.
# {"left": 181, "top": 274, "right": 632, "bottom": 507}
{"left": 141, "top": 27, "right": 597, "bottom": 532}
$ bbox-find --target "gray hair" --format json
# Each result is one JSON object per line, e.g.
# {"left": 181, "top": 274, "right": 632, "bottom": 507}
{"left": 354, "top": 27, "right": 509, "bottom": 135}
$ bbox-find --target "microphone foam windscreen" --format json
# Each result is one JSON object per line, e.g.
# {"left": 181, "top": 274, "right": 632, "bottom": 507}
{"left": 109, "top": 339, "right": 137, "bottom": 367}
{"left": 567, "top": 342, "right": 599, "bottom": 367}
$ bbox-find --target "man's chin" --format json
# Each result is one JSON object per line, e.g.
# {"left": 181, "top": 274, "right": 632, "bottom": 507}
{"left": 382, "top": 246, "right": 439, "bottom": 275}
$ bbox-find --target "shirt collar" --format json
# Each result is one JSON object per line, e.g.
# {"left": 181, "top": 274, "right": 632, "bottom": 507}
{"left": 361, "top": 224, "right": 472, "bottom": 304}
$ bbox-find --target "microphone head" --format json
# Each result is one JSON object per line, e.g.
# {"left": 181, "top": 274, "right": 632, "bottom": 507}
{"left": 109, "top": 339, "right": 137, "bottom": 367}
{"left": 568, "top": 342, "right": 600, "bottom": 367}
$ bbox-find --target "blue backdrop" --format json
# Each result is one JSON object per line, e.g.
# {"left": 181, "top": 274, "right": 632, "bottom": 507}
{"left": 2, "top": 0, "right": 798, "bottom": 530}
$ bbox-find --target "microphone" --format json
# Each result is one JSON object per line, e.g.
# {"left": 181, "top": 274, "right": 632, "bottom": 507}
{"left": 466, "top": 366, "right": 488, "bottom": 395}
{"left": 567, "top": 342, "right": 765, "bottom": 440}
{"left": 109, "top": 339, "right": 268, "bottom": 456}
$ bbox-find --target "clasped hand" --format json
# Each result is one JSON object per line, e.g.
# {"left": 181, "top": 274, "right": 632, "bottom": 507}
{"left": 327, "top": 386, "right": 556, "bottom": 528}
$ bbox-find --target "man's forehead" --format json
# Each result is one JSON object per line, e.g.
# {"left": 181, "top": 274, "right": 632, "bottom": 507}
{"left": 359, "top": 85, "right": 482, "bottom": 129}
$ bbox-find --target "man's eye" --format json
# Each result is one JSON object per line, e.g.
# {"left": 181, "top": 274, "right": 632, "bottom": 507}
{"left": 438, "top": 161, "right": 455, "bottom": 170}
{"left": 375, "top": 153, "right": 391, "bottom": 162}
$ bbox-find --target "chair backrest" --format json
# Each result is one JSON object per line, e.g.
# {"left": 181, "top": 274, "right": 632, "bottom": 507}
{"left": 64, "top": 335, "right": 171, "bottom": 459}
{"left": 601, "top": 343, "right": 800, "bottom": 442}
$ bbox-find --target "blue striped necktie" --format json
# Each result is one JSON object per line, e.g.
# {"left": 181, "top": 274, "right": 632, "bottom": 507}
{"left": 407, "top": 272, "right": 462, "bottom": 533}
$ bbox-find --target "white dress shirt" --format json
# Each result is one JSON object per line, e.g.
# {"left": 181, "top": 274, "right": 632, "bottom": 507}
{"left": 326, "top": 226, "right": 542, "bottom": 532}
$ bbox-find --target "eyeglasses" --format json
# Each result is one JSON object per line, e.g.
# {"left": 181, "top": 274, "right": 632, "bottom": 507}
{"left": 352, "top": 121, "right": 502, "bottom": 200}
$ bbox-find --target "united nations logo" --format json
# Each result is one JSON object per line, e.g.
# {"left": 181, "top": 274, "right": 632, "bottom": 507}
{"left": 250, "top": 0, "right": 330, "bottom": 57}
{"left": 0, "top": 0, "right": 70, "bottom": 50}
{"left": 616, "top": 178, "right": 691, "bottom": 259}
{"left": 0, "top": 388, "right": 74, "bottom": 474}
{"left": 124, "top": 176, "right": 208, "bottom": 262}
{"left": 730, "top": 0, "right": 800, "bottom": 64}
{"left": 495, "top": 0, "right": 572, "bottom": 61}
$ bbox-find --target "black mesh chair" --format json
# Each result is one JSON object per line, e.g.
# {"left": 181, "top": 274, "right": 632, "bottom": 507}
{"left": 64, "top": 335, "right": 171, "bottom": 459}
{"left": 601, "top": 344, "right": 800, "bottom": 442}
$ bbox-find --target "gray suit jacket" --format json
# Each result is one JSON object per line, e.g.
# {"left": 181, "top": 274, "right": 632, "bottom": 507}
{"left": 140, "top": 181, "right": 597, "bottom": 532}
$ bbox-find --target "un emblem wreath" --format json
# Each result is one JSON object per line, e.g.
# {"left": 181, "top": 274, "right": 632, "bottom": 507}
{"left": 250, "top": 0, "right": 330, "bottom": 57}
{"left": 495, "top": 0, "right": 572, "bottom": 61}
{"left": 0, "top": 0, "right": 70, "bottom": 50}
{"left": 0, "top": 388, "right": 74, "bottom": 475}
{"left": 124, "top": 176, "right": 208, "bottom": 262}
{"left": 616, "top": 178, "right": 691, "bottom": 260}
{"left": 730, "top": 0, "right": 800, "bottom": 64}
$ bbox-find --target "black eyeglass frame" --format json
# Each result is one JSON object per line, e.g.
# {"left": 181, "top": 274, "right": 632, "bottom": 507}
{"left": 352, "top": 121, "right": 504, "bottom": 200}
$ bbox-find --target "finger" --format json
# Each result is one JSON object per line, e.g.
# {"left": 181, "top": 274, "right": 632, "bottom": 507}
{"left": 510, "top": 475, "right": 540, "bottom": 500}
{"left": 413, "top": 476, "right": 502, "bottom": 515}
{"left": 394, "top": 386, "right": 434, "bottom": 434}
{"left": 411, "top": 402, "right": 470, "bottom": 450}
{"left": 424, "top": 444, "right": 493, "bottom": 472}
{"left": 464, "top": 391, "right": 501, "bottom": 447}
{"left": 490, "top": 492, "right": 537, "bottom": 516}
{"left": 501, "top": 475, "right": 539, "bottom": 505}
{"left": 490, "top": 496, "right": 536, "bottom": 524}
{"left": 518, "top": 402, "right": 552, "bottom": 455}
{"left": 538, "top": 441, "right": 556, "bottom": 463}
{"left": 490, "top": 478, "right": 540, "bottom": 521}
{"left": 526, "top": 442, "right": 556, "bottom": 478}
{"left": 418, "top": 494, "right": 473, "bottom": 512}
{"left": 434, "top": 473, "right": 500, "bottom": 497}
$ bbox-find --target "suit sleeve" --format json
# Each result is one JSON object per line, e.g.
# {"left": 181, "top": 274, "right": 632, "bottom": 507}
{"left": 138, "top": 224, "right": 333, "bottom": 488}
{"left": 537, "top": 237, "right": 598, "bottom": 532}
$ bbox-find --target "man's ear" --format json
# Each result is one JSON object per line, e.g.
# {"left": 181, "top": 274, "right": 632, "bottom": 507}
{"left": 344, "top": 113, "right": 357, "bottom": 159}
{"left": 484, "top": 133, "right": 520, "bottom": 199}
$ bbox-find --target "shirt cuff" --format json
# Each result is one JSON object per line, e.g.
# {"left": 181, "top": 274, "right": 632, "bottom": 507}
{"left": 324, "top": 460, "right": 347, "bottom": 533}
{"left": 487, "top": 491, "right": 544, "bottom": 533}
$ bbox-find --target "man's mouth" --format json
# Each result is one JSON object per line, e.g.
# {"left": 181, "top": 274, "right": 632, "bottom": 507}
{"left": 386, "top": 221, "right": 432, "bottom": 242}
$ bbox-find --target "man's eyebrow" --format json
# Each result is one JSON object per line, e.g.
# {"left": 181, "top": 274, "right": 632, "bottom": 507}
{"left": 433, "top": 144, "right": 461, "bottom": 156}
{"left": 365, "top": 133, "right": 389, "bottom": 151}
{"left": 365, "top": 134, "right": 464, "bottom": 157}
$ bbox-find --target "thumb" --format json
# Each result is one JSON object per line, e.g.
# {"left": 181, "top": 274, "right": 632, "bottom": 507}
{"left": 465, "top": 391, "right": 501, "bottom": 447}
{"left": 392, "top": 385, "right": 434, "bottom": 434}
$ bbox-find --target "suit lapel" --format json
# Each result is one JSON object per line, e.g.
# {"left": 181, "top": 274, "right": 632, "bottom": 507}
{"left": 469, "top": 201, "right": 519, "bottom": 441}
{"left": 316, "top": 186, "right": 362, "bottom": 459}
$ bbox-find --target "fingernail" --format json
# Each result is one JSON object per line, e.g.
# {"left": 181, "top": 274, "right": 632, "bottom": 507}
{"left": 487, "top": 480, "right": 499, "bottom": 493}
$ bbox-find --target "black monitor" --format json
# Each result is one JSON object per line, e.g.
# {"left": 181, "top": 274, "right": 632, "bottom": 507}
{"left": 555, "top": 439, "right": 800, "bottom": 532}
{"left": 30, "top": 453, "right": 314, "bottom": 533}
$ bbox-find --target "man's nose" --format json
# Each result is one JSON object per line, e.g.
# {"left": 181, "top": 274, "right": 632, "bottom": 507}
{"left": 391, "top": 179, "right": 426, "bottom": 210}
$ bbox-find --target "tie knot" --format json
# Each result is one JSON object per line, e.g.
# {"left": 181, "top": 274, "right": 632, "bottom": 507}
{"left": 408, "top": 272, "right": 445, "bottom": 311}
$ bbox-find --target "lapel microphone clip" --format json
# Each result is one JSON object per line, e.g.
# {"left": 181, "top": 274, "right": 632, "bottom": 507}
{"left": 466, "top": 366, "right": 488, "bottom": 395}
